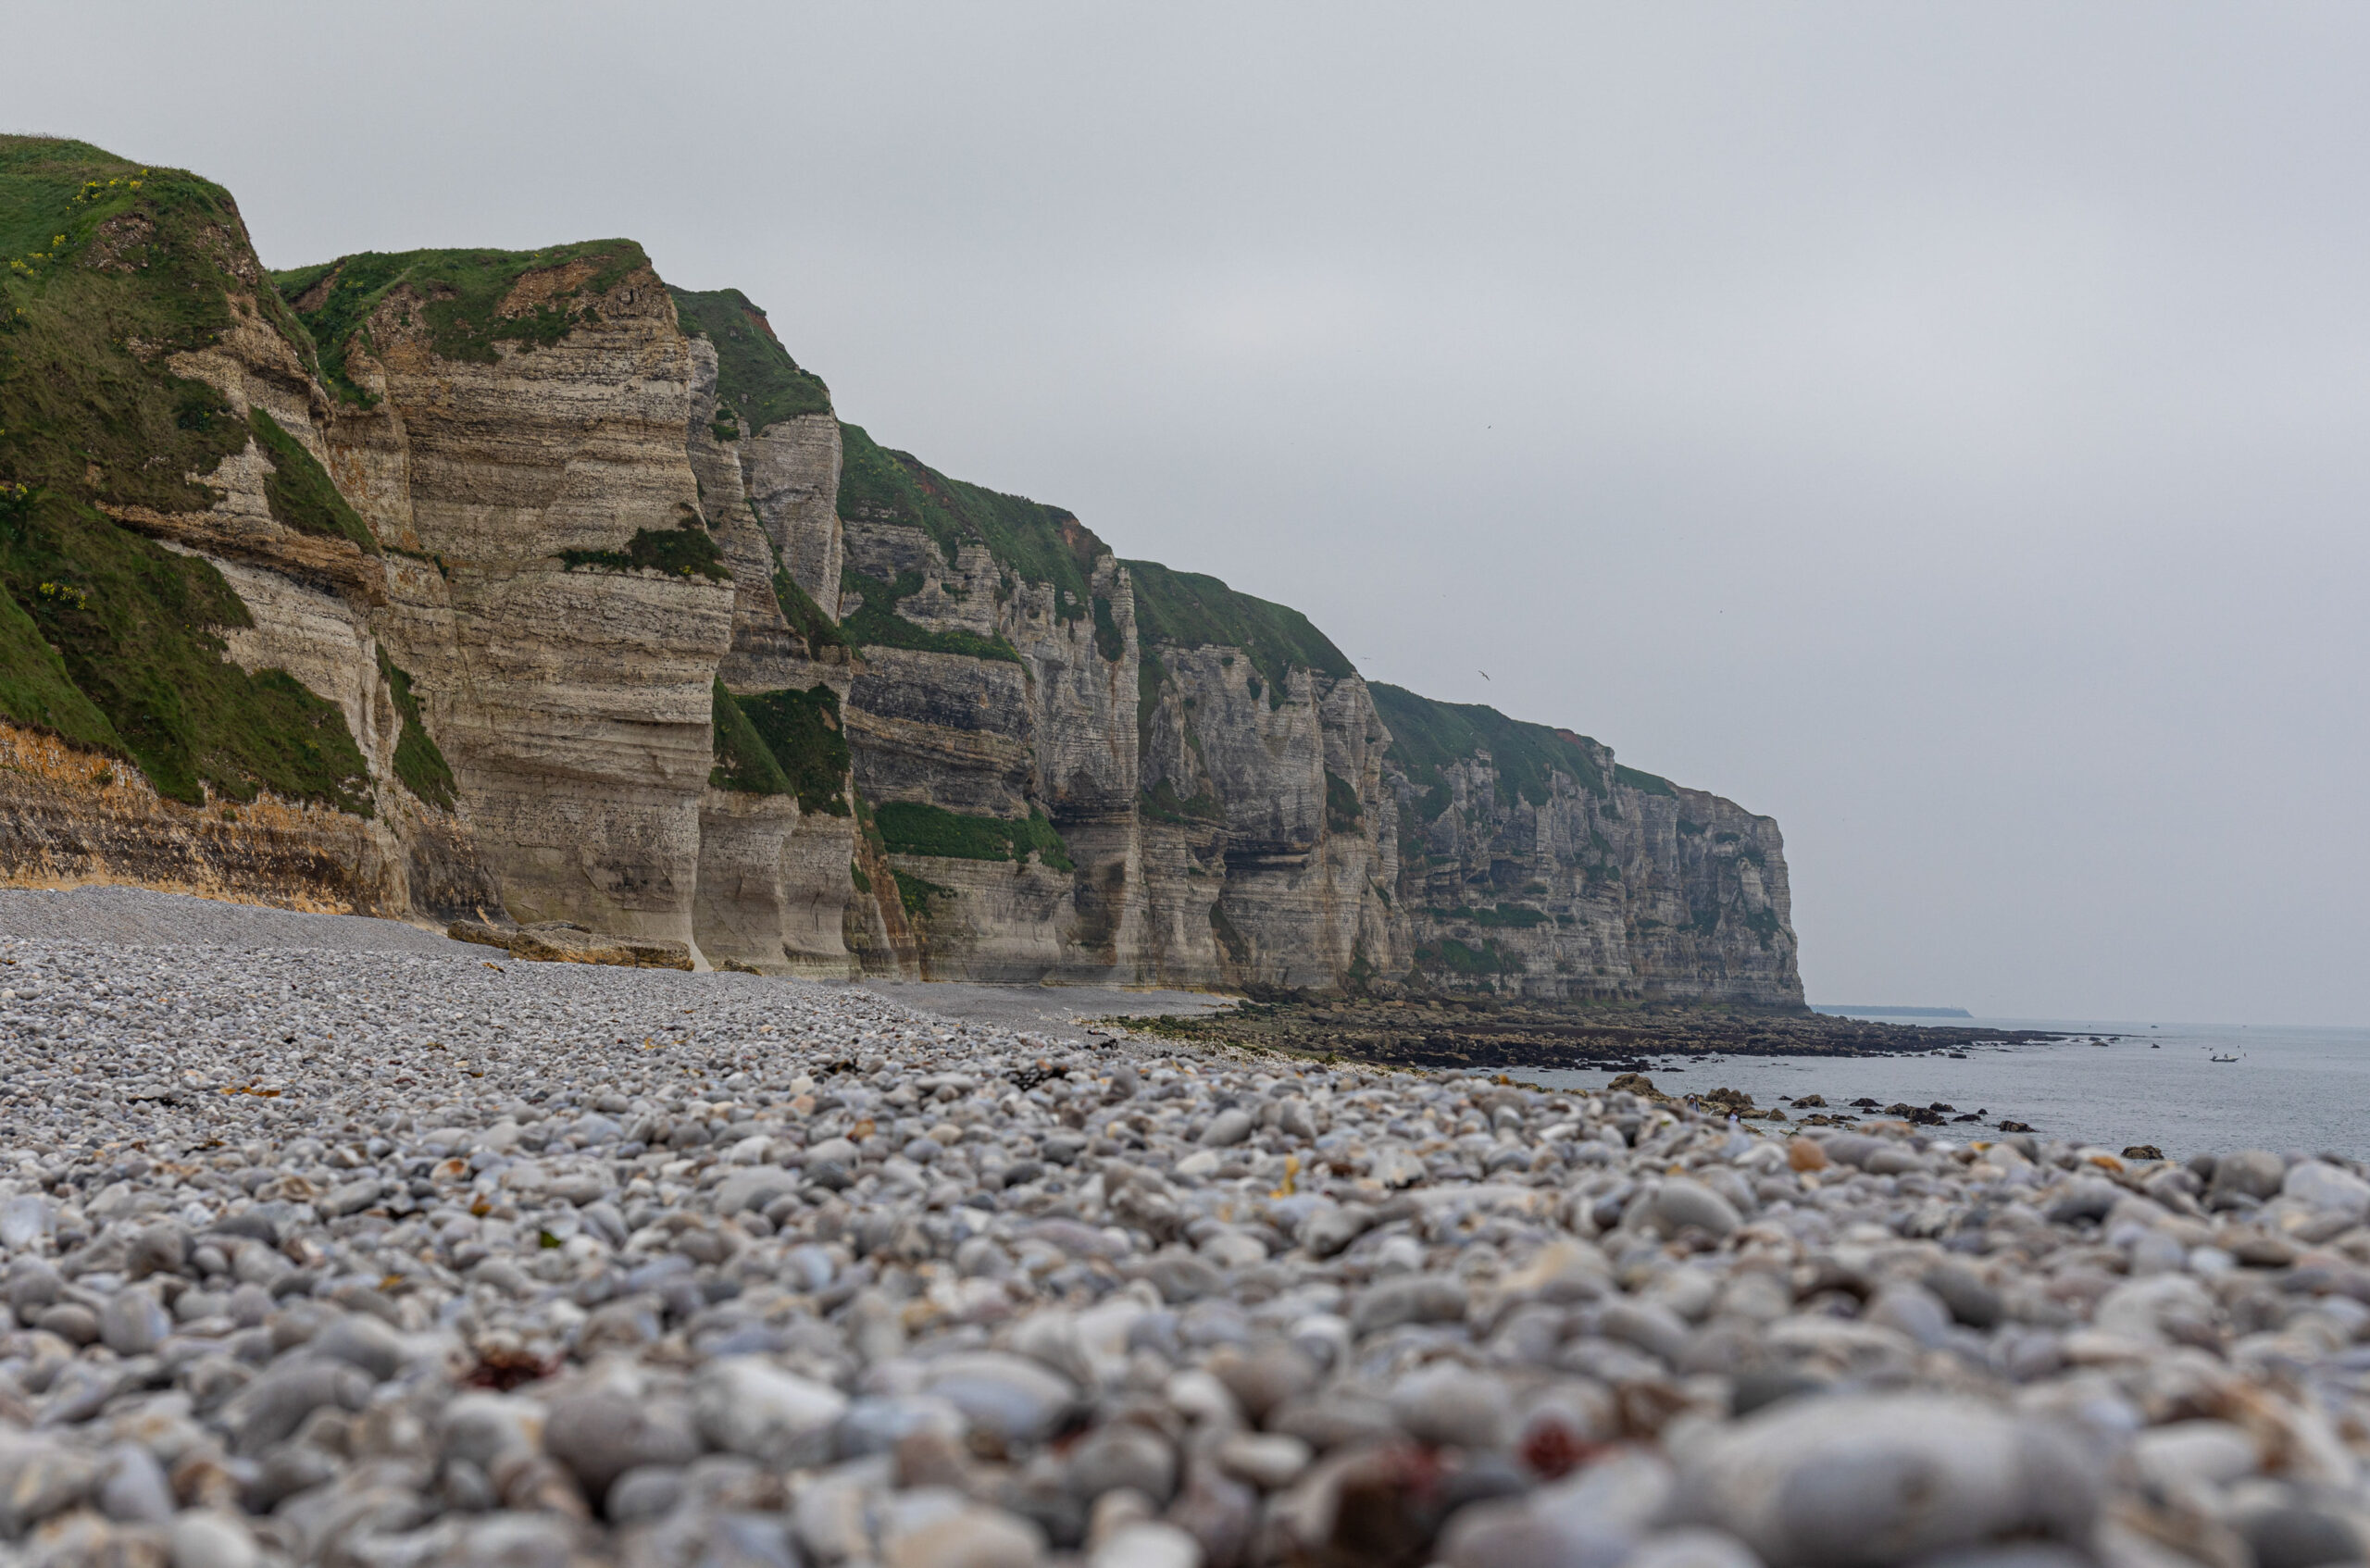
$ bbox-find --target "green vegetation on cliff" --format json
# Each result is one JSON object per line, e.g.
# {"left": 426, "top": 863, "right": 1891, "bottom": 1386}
{"left": 1124, "top": 559, "right": 1353, "bottom": 697}
{"left": 668, "top": 287, "right": 831, "bottom": 431}
{"left": 0, "top": 140, "right": 372, "bottom": 814}
{"left": 377, "top": 649, "right": 455, "bottom": 810}
{"left": 734, "top": 684, "right": 850, "bottom": 816}
{"left": 1416, "top": 936, "right": 1519, "bottom": 977}
{"left": 874, "top": 799, "right": 1073, "bottom": 872}
{"left": 709, "top": 678, "right": 793, "bottom": 796}
{"left": 274, "top": 239, "right": 650, "bottom": 406}
{"left": 838, "top": 568, "right": 1020, "bottom": 663}
{"left": 558, "top": 519, "right": 729, "bottom": 581}
{"left": 1141, "top": 776, "right": 1225, "bottom": 826}
{"left": 1325, "top": 768, "right": 1363, "bottom": 834}
{"left": 0, "top": 139, "right": 282, "bottom": 516}
{"left": 248, "top": 410, "right": 377, "bottom": 554}
{"left": 838, "top": 423, "right": 1104, "bottom": 608}
{"left": 1615, "top": 763, "right": 1677, "bottom": 797}
{"left": 771, "top": 563, "right": 845, "bottom": 651}
{"left": 1091, "top": 592, "right": 1124, "bottom": 662}
{"left": 713, "top": 680, "right": 851, "bottom": 815}
{"left": 0, "top": 493, "right": 372, "bottom": 812}
{"left": 892, "top": 867, "right": 950, "bottom": 920}
{"left": 1369, "top": 682, "right": 1609, "bottom": 817}
{"left": 1428, "top": 902, "right": 1551, "bottom": 929}
{"left": 0, "top": 556, "right": 118, "bottom": 751}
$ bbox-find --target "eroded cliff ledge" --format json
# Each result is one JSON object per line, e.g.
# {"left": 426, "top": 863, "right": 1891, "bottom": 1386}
{"left": 0, "top": 136, "right": 1802, "bottom": 1007}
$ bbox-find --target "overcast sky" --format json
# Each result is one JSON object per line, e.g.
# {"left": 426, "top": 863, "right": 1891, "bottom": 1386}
{"left": 17, "top": 3, "right": 2367, "bottom": 1023}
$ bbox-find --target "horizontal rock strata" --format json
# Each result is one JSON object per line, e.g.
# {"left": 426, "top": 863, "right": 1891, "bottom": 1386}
{"left": 0, "top": 138, "right": 1802, "bottom": 1003}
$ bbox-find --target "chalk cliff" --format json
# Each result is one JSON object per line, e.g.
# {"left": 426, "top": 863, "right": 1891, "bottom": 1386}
{"left": 0, "top": 137, "right": 1802, "bottom": 1007}
{"left": 1368, "top": 685, "right": 1798, "bottom": 1003}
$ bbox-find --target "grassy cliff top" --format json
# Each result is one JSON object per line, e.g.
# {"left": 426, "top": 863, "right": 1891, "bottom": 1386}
{"left": 1369, "top": 682, "right": 1614, "bottom": 814}
{"left": 838, "top": 422, "right": 1107, "bottom": 604}
{"left": 0, "top": 136, "right": 302, "bottom": 514}
{"left": 273, "top": 239, "right": 650, "bottom": 405}
{"left": 1124, "top": 558, "right": 1355, "bottom": 692}
{"left": 668, "top": 287, "right": 830, "bottom": 431}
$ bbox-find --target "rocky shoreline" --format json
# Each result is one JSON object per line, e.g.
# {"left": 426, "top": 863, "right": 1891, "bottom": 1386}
{"left": 0, "top": 910, "right": 2365, "bottom": 1566}
{"left": 1109, "top": 995, "right": 2070, "bottom": 1076}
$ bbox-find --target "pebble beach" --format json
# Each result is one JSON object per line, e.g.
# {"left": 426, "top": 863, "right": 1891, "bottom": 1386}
{"left": 0, "top": 890, "right": 2366, "bottom": 1567}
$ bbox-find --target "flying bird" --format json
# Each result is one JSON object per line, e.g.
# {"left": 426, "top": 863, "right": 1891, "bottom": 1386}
{"left": 1478, "top": 670, "right": 1491, "bottom": 681}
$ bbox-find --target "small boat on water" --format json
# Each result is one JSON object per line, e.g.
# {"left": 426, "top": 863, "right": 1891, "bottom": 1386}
{"left": 2210, "top": 1053, "right": 2239, "bottom": 1064}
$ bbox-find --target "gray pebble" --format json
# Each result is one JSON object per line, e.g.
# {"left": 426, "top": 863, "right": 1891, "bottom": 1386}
{"left": 692, "top": 1355, "right": 849, "bottom": 1465}
{"left": 1201, "top": 1108, "right": 1254, "bottom": 1148}
{"left": 921, "top": 1351, "right": 1078, "bottom": 1446}
{"left": 1865, "top": 1284, "right": 1953, "bottom": 1350}
{"left": 605, "top": 1464, "right": 687, "bottom": 1524}
{"left": 6, "top": 1259, "right": 60, "bottom": 1313}
{"left": 1351, "top": 1274, "right": 1467, "bottom": 1335}
{"left": 224, "top": 1283, "right": 273, "bottom": 1329}
{"left": 128, "top": 1221, "right": 189, "bottom": 1278}
{"left": 2231, "top": 1505, "right": 2364, "bottom": 1568}
{"left": 222, "top": 1362, "right": 371, "bottom": 1455}
{"left": 2210, "top": 1149, "right": 2287, "bottom": 1201}
{"left": 312, "top": 1313, "right": 405, "bottom": 1380}
{"left": 1678, "top": 1396, "right": 2098, "bottom": 1568}
{"left": 1922, "top": 1262, "right": 2002, "bottom": 1329}
{"left": 0, "top": 1441, "right": 98, "bottom": 1537}
{"left": 544, "top": 1389, "right": 702, "bottom": 1495}
{"left": 101, "top": 1288, "right": 172, "bottom": 1355}
{"left": 96, "top": 1443, "right": 176, "bottom": 1524}
{"left": 37, "top": 1301, "right": 98, "bottom": 1345}
{"left": 1068, "top": 1424, "right": 1178, "bottom": 1505}
{"left": 1650, "top": 1178, "right": 1741, "bottom": 1238}
{"left": 0, "top": 1195, "right": 53, "bottom": 1251}
{"left": 1389, "top": 1363, "right": 1512, "bottom": 1450}
{"left": 168, "top": 1512, "right": 260, "bottom": 1568}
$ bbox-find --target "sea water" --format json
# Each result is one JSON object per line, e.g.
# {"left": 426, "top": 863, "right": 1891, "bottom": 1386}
{"left": 1525, "top": 1015, "right": 2370, "bottom": 1161}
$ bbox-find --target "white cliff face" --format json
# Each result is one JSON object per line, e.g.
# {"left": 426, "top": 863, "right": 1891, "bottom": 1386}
{"left": 1016, "top": 563, "right": 1140, "bottom": 820}
{"left": 745, "top": 417, "right": 844, "bottom": 612}
{"left": 329, "top": 264, "right": 736, "bottom": 944}
{"left": 888, "top": 856, "right": 1082, "bottom": 982}
{"left": 683, "top": 340, "right": 854, "bottom": 690}
{"left": 1391, "top": 741, "right": 1801, "bottom": 1005}
{"left": 1133, "top": 649, "right": 1401, "bottom": 990}
{"left": 681, "top": 342, "right": 862, "bottom": 976}
{"left": 847, "top": 648, "right": 1039, "bottom": 816}
{"left": 1017, "top": 559, "right": 1145, "bottom": 975}
{"left": 692, "top": 790, "right": 806, "bottom": 969}
{"left": 820, "top": 505, "right": 1804, "bottom": 1002}
{"left": 834, "top": 518, "right": 1144, "bottom": 983}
